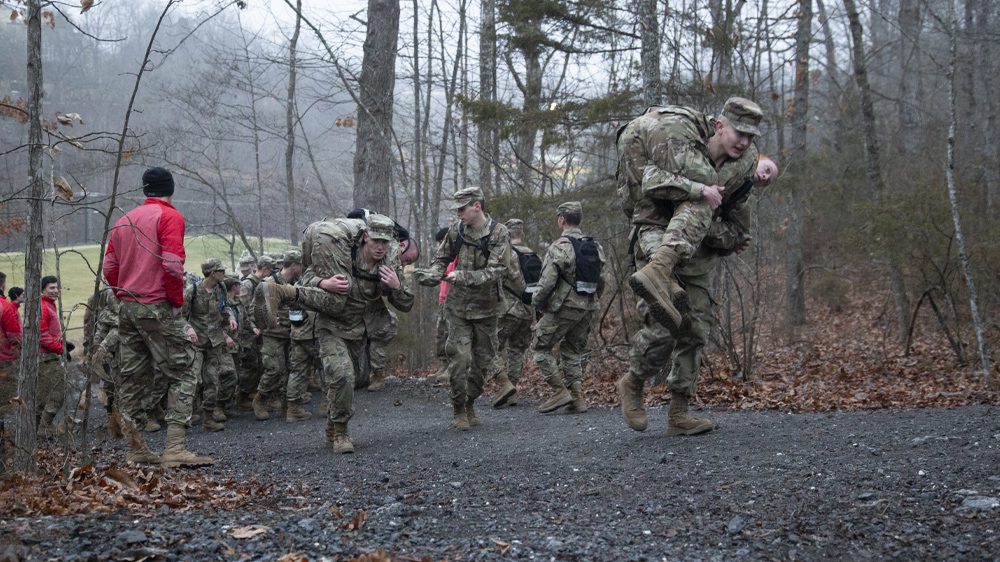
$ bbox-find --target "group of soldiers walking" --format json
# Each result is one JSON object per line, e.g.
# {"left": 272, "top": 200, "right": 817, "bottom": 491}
{"left": 84, "top": 94, "right": 776, "bottom": 465}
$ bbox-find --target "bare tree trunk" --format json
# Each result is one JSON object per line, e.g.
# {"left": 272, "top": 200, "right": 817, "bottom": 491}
{"left": 843, "top": 0, "right": 910, "bottom": 343}
{"left": 285, "top": 0, "right": 302, "bottom": 244}
{"left": 785, "top": 0, "right": 811, "bottom": 328}
{"left": 353, "top": 0, "right": 400, "bottom": 213}
{"left": 945, "top": 2, "right": 993, "bottom": 384}
{"left": 816, "top": 0, "right": 844, "bottom": 151}
{"left": 978, "top": 1, "right": 999, "bottom": 213}
{"left": 637, "top": 0, "right": 661, "bottom": 106}
{"left": 478, "top": 0, "right": 497, "bottom": 194}
{"left": 897, "top": 0, "right": 921, "bottom": 153}
{"left": 15, "top": 0, "right": 44, "bottom": 473}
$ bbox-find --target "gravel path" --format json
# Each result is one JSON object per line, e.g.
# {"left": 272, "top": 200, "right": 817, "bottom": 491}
{"left": 2, "top": 377, "right": 998, "bottom": 560}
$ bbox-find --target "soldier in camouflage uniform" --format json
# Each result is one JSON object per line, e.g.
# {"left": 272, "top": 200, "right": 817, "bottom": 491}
{"left": 236, "top": 254, "right": 268, "bottom": 410}
{"left": 102, "top": 167, "right": 213, "bottom": 467}
{"left": 255, "top": 214, "right": 413, "bottom": 453}
{"left": 413, "top": 187, "right": 521, "bottom": 430}
{"left": 492, "top": 218, "right": 534, "bottom": 408}
{"left": 616, "top": 97, "right": 764, "bottom": 436}
{"left": 284, "top": 248, "right": 319, "bottom": 422}
{"left": 531, "top": 202, "right": 606, "bottom": 414}
{"left": 251, "top": 255, "right": 294, "bottom": 421}
{"left": 238, "top": 251, "right": 255, "bottom": 279}
{"left": 86, "top": 287, "right": 122, "bottom": 437}
{"left": 619, "top": 97, "right": 767, "bottom": 335}
{"left": 184, "top": 259, "right": 238, "bottom": 432}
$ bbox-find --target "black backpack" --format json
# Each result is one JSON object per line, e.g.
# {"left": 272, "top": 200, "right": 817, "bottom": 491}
{"left": 565, "top": 236, "right": 602, "bottom": 295}
{"left": 513, "top": 246, "right": 542, "bottom": 285}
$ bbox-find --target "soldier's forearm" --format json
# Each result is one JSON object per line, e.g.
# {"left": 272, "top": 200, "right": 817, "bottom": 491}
{"left": 641, "top": 165, "right": 707, "bottom": 202}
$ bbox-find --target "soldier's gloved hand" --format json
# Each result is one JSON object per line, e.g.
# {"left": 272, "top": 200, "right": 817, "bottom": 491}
{"left": 413, "top": 268, "right": 442, "bottom": 287}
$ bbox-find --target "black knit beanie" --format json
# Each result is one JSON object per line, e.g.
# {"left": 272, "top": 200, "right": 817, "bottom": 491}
{"left": 142, "top": 167, "right": 175, "bottom": 197}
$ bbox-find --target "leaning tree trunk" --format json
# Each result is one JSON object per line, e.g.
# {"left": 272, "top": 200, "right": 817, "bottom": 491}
{"left": 15, "top": 0, "right": 45, "bottom": 473}
{"left": 843, "top": 0, "right": 910, "bottom": 344}
{"left": 353, "top": 0, "right": 399, "bottom": 214}
{"left": 785, "top": 0, "right": 812, "bottom": 329}
{"left": 284, "top": 0, "right": 302, "bottom": 244}
{"left": 944, "top": 2, "right": 993, "bottom": 384}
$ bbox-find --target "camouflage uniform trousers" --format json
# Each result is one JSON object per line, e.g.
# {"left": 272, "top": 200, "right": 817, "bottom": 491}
{"left": 365, "top": 307, "right": 398, "bottom": 378}
{"left": 658, "top": 200, "right": 715, "bottom": 261}
{"left": 0, "top": 359, "right": 20, "bottom": 417}
{"left": 193, "top": 343, "right": 237, "bottom": 412}
{"left": 445, "top": 313, "right": 499, "bottom": 406}
{"left": 530, "top": 307, "right": 593, "bottom": 388}
{"left": 497, "top": 313, "right": 532, "bottom": 385}
{"left": 288, "top": 338, "right": 321, "bottom": 405}
{"left": 236, "top": 343, "right": 262, "bottom": 398}
{"left": 116, "top": 300, "right": 197, "bottom": 429}
{"left": 315, "top": 321, "right": 366, "bottom": 426}
{"left": 37, "top": 354, "right": 65, "bottom": 419}
{"left": 435, "top": 306, "right": 448, "bottom": 365}
{"left": 257, "top": 335, "right": 291, "bottom": 401}
{"left": 629, "top": 226, "right": 712, "bottom": 397}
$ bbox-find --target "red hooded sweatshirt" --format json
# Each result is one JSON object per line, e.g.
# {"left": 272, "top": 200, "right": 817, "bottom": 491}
{"left": 40, "top": 295, "right": 63, "bottom": 355}
{"left": 103, "top": 198, "right": 187, "bottom": 308}
{"left": 0, "top": 295, "right": 22, "bottom": 361}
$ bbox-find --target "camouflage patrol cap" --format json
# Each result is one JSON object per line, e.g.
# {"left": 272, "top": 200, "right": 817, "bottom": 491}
{"left": 504, "top": 218, "right": 524, "bottom": 232}
{"left": 201, "top": 258, "right": 225, "bottom": 276}
{"left": 365, "top": 213, "right": 396, "bottom": 241}
{"left": 270, "top": 252, "right": 285, "bottom": 266}
{"left": 722, "top": 97, "right": 764, "bottom": 136}
{"left": 284, "top": 248, "right": 302, "bottom": 264}
{"left": 256, "top": 254, "right": 276, "bottom": 269}
{"left": 450, "top": 186, "right": 485, "bottom": 210}
{"left": 238, "top": 250, "right": 255, "bottom": 265}
{"left": 556, "top": 201, "right": 583, "bottom": 216}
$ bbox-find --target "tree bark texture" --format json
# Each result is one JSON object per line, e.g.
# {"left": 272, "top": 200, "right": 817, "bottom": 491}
{"left": 478, "top": 0, "right": 497, "bottom": 195}
{"left": 785, "top": 0, "right": 811, "bottom": 328}
{"left": 637, "top": 0, "right": 661, "bottom": 106}
{"left": 353, "top": 0, "right": 400, "bottom": 213}
{"left": 285, "top": 0, "right": 302, "bottom": 244}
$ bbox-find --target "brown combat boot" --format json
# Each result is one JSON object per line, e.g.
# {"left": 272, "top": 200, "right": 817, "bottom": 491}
{"left": 452, "top": 403, "right": 470, "bottom": 431}
{"left": 492, "top": 373, "right": 517, "bottom": 408}
{"left": 565, "top": 382, "right": 588, "bottom": 413}
{"left": 286, "top": 403, "right": 313, "bottom": 422}
{"left": 144, "top": 419, "right": 162, "bottom": 432}
{"left": 629, "top": 245, "right": 688, "bottom": 333}
{"left": 367, "top": 371, "right": 386, "bottom": 392}
{"left": 252, "top": 393, "right": 270, "bottom": 421}
{"left": 211, "top": 408, "right": 227, "bottom": 422}
{"left": 466, "top": 399, "right": 480, "bottom": 426}
{"left": 124, "top": 419, "right": 160, "bottom": 465}
{"left": 433, "top": 366, "right": 450, "bottom": 387}
{"left": 538, "top": 377, "right": 573, "bottom": 413}
{"left": 666, "top": 392, "right": 714, "bottom": 436}
{"left": 237, "top": 392, "right": 254, "bottom": 411}
{"left": 203, "top": 414, "right": 225, "bottom": 432}
{"left": 160, "top": 425, "right": 215, "bottom": 467}
{"left": 616, "top": 372, "right": 648, "bottom": 431}
{"left": 328, "top": 422, "right": 354, "bottom": 454}
{"left": 254, "top": 282, "right": 299, "bottom": 329}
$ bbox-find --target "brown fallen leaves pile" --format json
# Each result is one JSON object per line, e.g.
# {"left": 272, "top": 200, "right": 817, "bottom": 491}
{"left": 0, "top": 448, "right": 269, "bottom": 518}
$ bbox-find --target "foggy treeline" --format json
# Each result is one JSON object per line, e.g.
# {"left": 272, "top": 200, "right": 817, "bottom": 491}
{"left": 2, "top": 0, "right": 999, "bottom": 375}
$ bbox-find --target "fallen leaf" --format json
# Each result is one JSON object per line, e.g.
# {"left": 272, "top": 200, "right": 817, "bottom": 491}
{"left": 491, "top": 537, "right": 511, "bottom": 555}
{"left": 81, "top": 0, "right": 94, "bottom": 14}
{"left": 9, "top": 10, "right": 17, "bottom": 22}
{"left": 104, "top": 468, "right": 140, "bottom": 492}
{"left": 230, "top": 525, "right": 271, "bottom": 539}
{"left": 53, "top": 175, "right": 74, "bottom": 201}
{"left": 277, "top": 553, "right": 308, "bottom": 562}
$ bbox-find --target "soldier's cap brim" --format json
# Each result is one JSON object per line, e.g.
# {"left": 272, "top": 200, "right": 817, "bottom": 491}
{"left": 731, "top": 121, "right": 761, "bottom": 136}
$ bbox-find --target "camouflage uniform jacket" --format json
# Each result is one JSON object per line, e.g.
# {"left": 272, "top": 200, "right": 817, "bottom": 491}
{"left": 427, "top": 216, "right": 518, "bottom": 320}
{"left": 499, "top": 243, "right": 533, "bottom": 320}
{"left": 289, "top": 279, "right": 317, "bottom": 342}
{"left": 617, "top": 105, "right": 722, "bottom": 226}
{"left": 259, "top": 273, "right": 293, "bottom": 339}
{"left": 301, "top": 217, "right": 413, "bottom": 340}
{"left": 532, "top": 227, "right": 606, "bottom": 313}
{"left": 183, "top": 282, "right": 234, "bottom": 349}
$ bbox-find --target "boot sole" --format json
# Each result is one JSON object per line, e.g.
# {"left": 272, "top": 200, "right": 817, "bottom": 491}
{"left": 629, "top": 276, "right": 683, "bottom": 334}
{"left": 615, "top": 378, "right": 648, "bottom": 432}
{"left": 666, "top": 423, "right": 714, "bottom": 436}
{"left": 161, "top": 460, "right": 215, "bottom": 468}
{"left": 537, "top": 396, "right": 573, "bottom": 414}
{"left": 492, "top": 386, "right": 516, "bottom": 408}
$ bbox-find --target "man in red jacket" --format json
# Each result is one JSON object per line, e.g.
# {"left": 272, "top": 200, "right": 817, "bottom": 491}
{"left": 0, "top": 272, "right": 22, "bottom": 417}
{"left": 103, "top": 167, "right": 212, "bottom": 467}
{"left": 36, "top": 275, "right": 66, "bottom": 433}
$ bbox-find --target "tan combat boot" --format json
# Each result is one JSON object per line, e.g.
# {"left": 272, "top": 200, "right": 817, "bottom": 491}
{"left": 202, "top": 414, "right": 224, "bottom": 432}
{"left": 452, "top": 403, "right": 470, "bottom": 431}
{"left": 628, "top": 245, "right": 688, "bottom": 333}
{"left": 492, "top": 372, "right": 517, "bottom": 408}
{"left": 328, "top": 422, "right": 354, "bottom": 454}
{"left": 237, "top": 393, "right": 254, "bottom": 411}
{"left": 160, "top": 425, "right": 215, "bottom": 467}
{"left": 466, "top": 399, "right": 480, "bottom": 427}
{"left": 367, "top": 371, "right": 386, "bottom": 392}
{"left": 565, "top": 382, "right": 588, "bottom": 413}
{"left": 144, "top": 419, "right": 162, "bottom": 432}
{"left": 252, "top": 393, "right": 270, "bottom": 421}
{"left": 211, "top": 408, "right": 227, "bottom": 422}
{"left": 433, "top": 367, "right": 450, "bottom": 386}
{"left": 286, "top": 403, "right": 313, "bottom": 422}
{"left": 537, "top": 377, "right": 573, "bottom": 413}
{"left": 616, "top": 372, "right": 648, "bottom": 432}
{"left": 666, "top": 392, "right": 714, "bottom": 436}
{"left": 124, "top": 419, "right": 160, "bottom": 465}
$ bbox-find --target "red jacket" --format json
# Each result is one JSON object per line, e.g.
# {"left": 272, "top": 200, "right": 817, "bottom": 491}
{"left": 0, "top": 296, "right": 22, "bottom": 361}
{"left": 40, "top": 295, "right": 62, "bottom": 355}
{"left": 103, "top": 198, "right": 187, "bottom": 308}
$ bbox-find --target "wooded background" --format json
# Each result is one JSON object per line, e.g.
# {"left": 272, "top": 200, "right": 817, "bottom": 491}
{"left": 2, "top": 0, "right": 998, "bottom": 381}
